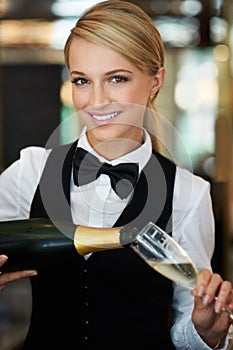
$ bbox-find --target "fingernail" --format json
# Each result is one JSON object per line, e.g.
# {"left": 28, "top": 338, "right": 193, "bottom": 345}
{"left": 215, "top": 301, "right": 222, "bottom": 313}
{"left": 203, "top": 295, "right": 211, "bottom": 305}
{"left": 198, "top": 286, "right": 204, "bottom": 297}
{"left": 0, "top": 255, "right": 8, "bottom": 264}
{"left": 26, "top": 270, "right": 38, "bottom": 276}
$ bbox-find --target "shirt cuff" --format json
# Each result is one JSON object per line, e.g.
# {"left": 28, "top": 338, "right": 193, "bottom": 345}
{"left": 186, "top": 320, "right": 228, "bottom": 349}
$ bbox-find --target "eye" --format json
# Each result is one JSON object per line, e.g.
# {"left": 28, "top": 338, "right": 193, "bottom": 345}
{"left": 71, "top": 77, "right": 89, "bottom": 85}
{"left": 110, "top": 75, "right": 129, "bottom": 83}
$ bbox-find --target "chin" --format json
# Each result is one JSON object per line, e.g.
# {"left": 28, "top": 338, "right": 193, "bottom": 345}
{"left": 91, "top": 126, "right": 121, "bottom": 143}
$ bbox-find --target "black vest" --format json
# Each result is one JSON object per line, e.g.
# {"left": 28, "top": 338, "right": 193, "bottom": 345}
{"left": 23, "top": 141, "right": 176, "bottom": 350}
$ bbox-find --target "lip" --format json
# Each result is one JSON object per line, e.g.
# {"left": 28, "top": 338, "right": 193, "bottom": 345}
{"left": 87, "top": 111, "right": 121, "bottom": 126}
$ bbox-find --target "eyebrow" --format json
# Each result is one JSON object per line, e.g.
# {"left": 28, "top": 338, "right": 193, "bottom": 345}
{"left": 70, "top": 69, "right": 133, "bottom": 76}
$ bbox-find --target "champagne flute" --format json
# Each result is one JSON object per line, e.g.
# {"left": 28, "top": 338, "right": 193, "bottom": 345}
{"left": 130, "top": 222, "right": 233, "bottom": 321}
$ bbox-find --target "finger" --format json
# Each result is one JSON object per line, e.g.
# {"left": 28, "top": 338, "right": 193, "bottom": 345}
{"left": 227, "top": 290, "right": 233, "bottom": 310}
{"left": 193, "top": 269, "right": 212, "bottom": 297}
{"left": 0, "top": 255, "right": 8, "bottom": 266}
{"left": 202, "top": 273, "right": 223, "bottom": 305}
{"left": 214, "top": 281, "right": 232, "bottom": 314}
{"left": 0, "top": 270, "right": 38, "bottom": 286}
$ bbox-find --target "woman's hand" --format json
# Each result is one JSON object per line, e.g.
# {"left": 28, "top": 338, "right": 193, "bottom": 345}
{"left": 0, "top": 254, "right": 37, "bottom": 291}
{"left": 191, "top": 269, "right": 233, "bottom": 348}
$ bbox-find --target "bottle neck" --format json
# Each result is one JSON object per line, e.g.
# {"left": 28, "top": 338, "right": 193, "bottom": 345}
{"left": 73, "top": 226, "right": 123, "bottom": 255}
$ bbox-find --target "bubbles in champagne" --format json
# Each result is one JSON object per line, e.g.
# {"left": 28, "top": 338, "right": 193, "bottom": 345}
{"left": 147, "top": 259, "right": 197, "bottom": 288}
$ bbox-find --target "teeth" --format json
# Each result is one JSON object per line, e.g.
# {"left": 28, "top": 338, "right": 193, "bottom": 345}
{"left": 92, "top": 112, "right": 118, "bottom": 121}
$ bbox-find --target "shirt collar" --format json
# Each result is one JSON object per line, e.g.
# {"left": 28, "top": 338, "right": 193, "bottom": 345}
{"left": 77, "top": 127, "right": 152, "bottom": 173}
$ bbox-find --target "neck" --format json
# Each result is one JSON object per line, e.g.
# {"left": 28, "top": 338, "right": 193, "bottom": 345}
{"left": 87, "top": 131, "right": 143, "bottom": 161}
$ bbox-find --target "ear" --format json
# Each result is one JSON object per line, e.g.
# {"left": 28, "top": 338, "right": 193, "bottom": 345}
{"left": 150, "top": 67, "right": 166, "bottom": 96}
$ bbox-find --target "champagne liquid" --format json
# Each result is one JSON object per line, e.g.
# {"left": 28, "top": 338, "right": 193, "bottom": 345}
{"left": 147, "top": 260, "right": 197, "bottom": 288}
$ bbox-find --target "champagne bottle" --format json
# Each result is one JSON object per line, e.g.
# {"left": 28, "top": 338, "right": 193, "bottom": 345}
{"left": 0, "top": 218, "right": 138, "bottom": 272}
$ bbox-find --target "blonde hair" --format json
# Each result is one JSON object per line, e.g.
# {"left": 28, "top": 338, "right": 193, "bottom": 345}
{"left": 64, "top": 0, "right": 165, "bottom": 152}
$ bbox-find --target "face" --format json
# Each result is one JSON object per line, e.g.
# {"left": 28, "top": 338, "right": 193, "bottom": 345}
{"left": 69, "top": 37, "right": 163, "bottom": 154}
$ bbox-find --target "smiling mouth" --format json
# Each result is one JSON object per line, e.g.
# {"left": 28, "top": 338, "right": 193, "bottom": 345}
{"left": 90, "top": 111, "right": 120, "bottom": 121}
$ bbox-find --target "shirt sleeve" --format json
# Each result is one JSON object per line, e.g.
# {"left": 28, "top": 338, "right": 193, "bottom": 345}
{"left": 0, "top": 147, "right": 49, "bottom": 221}
{"left": 170, "top": 167, "right": 228, "bottom": 350}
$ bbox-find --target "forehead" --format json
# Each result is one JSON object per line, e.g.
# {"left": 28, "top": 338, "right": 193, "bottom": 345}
{"left": 68, "top": 37, "right": 137, "bottom": 72}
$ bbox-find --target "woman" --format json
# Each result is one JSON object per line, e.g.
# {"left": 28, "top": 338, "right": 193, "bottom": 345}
{"left": 0, "top": 1, "right": 232, "bottom": 349}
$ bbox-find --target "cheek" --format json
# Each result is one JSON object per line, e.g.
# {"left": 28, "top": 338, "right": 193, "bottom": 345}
{"left": 71, "top": 88, "right": 78, "bottom": 106}
{"left": 122, "top": 85, "right": 151, "bottom": 106}
{"left": 72, "top": 88, "right": 85, "bottom": 110}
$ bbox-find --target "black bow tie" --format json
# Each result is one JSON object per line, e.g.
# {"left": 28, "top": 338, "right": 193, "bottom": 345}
{"left": 73, "top": 147, "right": 139, "bottom": 199}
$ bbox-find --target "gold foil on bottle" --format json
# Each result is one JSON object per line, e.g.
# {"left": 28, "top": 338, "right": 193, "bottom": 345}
{"left": 73, "top": 226, "right": 123, "bottom": 255}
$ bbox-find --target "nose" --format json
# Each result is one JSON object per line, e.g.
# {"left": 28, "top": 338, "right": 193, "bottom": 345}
{"left": 89, "top": 83, "right": 110, "bottom": 107}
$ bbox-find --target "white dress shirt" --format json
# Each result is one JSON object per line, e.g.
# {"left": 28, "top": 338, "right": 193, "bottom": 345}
{"left": 0, "top": 128, "right": 226, "bottom": 349}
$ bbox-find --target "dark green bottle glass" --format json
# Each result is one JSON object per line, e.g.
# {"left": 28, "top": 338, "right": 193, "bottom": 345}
{"left": 0, "top": 218, "right": 138, "bottom": 272}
